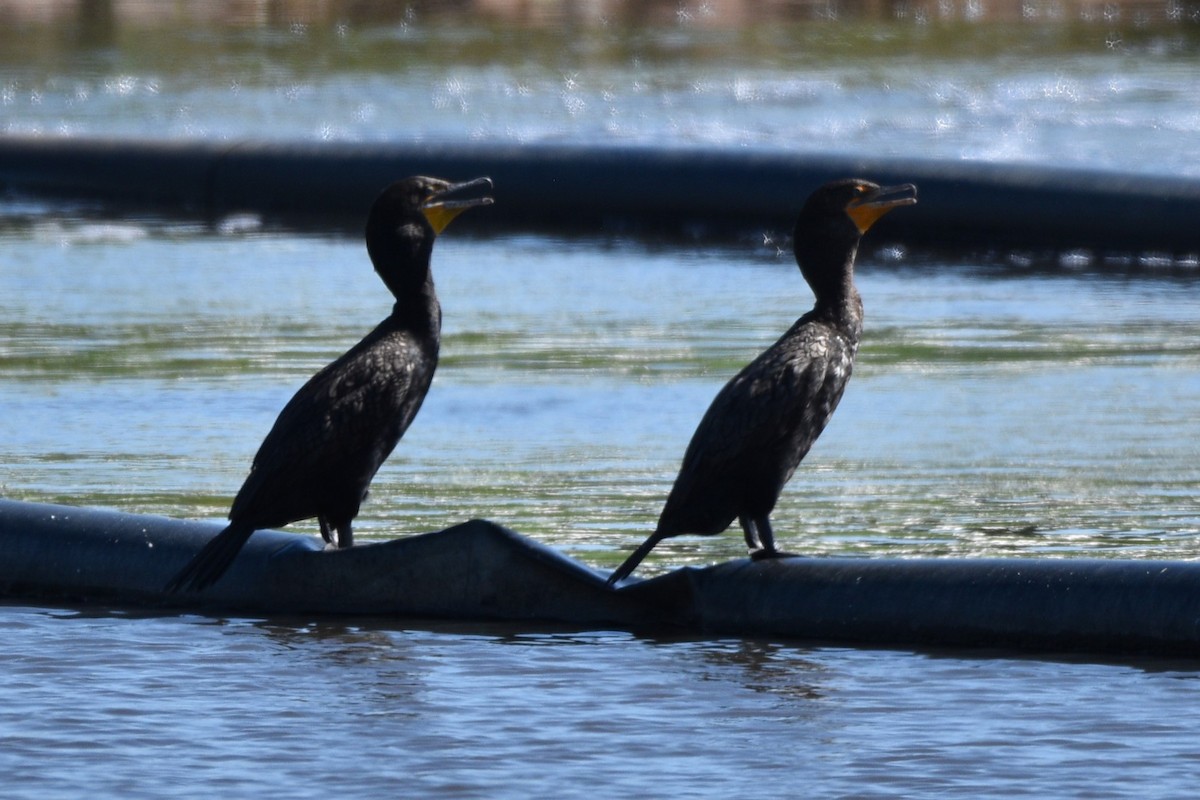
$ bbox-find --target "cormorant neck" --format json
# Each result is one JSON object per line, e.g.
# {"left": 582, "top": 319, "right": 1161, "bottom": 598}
{"left": 389, "top": 271, "right": 439, "bottom": 318}
{"left": 366, "top": 221, "right": 439, "bottom": 321}
{"left": 797, "top": 239, "right": 860, "bottom": 321}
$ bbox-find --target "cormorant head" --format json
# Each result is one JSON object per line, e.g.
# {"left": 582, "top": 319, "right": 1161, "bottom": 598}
{"left": 794, "top": 179, "right": 917, "bottom": 299}
{"left": 365, "top": 175, "right": 494, "bottom": 291}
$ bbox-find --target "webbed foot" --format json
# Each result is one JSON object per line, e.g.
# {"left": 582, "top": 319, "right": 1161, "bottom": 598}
{"left": 750, "top": 548, "right": 800, "bottom": 561}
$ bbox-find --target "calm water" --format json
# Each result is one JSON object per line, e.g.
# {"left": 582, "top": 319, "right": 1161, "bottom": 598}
{"left": 3, "top": 4, "right": 1200, "bottom": 798}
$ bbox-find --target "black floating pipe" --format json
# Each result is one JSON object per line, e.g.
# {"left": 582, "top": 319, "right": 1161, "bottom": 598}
{"left": 2, "top": 135, "right": 1200, "bottom": 252}
{"left": 1, "top": 498, "right": 1198, "bottom": 658}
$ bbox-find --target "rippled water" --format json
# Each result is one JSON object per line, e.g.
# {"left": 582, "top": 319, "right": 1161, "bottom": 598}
{"left": 4, "top": 4, "right": 1200, "bottom": 797}
{"left": 3, "top": 604, "right": 1200, "bottom": 800}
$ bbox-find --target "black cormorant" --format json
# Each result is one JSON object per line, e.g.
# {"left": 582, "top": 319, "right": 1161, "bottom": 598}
{"left": 166, "top": 175, "right": 493, "bottom": 593}
{"left": 607, "top": 178, "right": 917, "bottom": 585}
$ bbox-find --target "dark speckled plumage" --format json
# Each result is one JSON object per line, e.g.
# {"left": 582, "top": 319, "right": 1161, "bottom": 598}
{"left": 166, "top": 175, "right": 492, "bottom": 593}
{"left": 608, "top": 179, "right": 916, "bottom": 585}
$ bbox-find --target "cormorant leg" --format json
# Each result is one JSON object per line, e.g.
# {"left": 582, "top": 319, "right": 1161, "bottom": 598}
{"left": 319, "top": 517, "right": 334, "bottom": 545}
{"left": 749, "top": 516, "right": 799, "bottom": 560}
{"left": 739, "top": 516, "right": 763, "bottom": 550}
{"left": 756, "top": 516, "right": 777, "bottom": 554}
{"left": 335, "top": 521, "right": 353, "bottom": 549}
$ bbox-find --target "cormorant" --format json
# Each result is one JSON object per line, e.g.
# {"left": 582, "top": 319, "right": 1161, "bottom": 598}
{"left": 607, "top": 179, "right": 917, "bottom": 585}
{"left": 166, "top": 175, "right": 493, "bottom": 593}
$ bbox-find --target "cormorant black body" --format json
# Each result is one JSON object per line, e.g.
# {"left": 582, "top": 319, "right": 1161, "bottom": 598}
{"left": 608, "top": 179, "right": 917, "bottom": 585}
{"left": 166, "top": 176, "right": 493, "bottom": 593}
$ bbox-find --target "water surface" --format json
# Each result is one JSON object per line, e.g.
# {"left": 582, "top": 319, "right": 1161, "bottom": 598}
{"left": 4, "top": 604, "right": 1200, "bottom": 799}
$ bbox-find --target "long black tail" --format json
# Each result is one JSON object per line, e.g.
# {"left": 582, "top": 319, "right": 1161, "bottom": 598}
{"left": 164, "top": 521, "right": 257, "bottom": 594}
{"left": 606, "top": 530, "right": 667, "bottom": 586}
